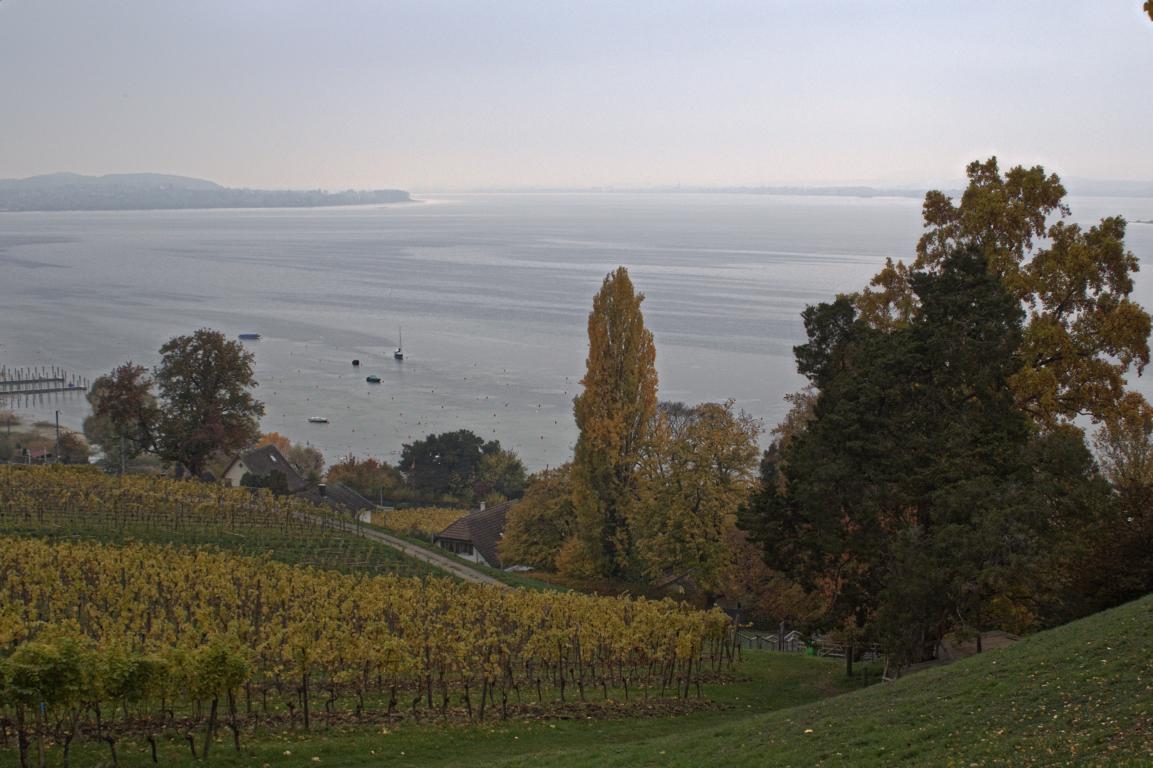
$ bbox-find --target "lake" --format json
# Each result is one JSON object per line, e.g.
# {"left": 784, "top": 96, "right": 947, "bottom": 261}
{"left": 3, "top": 192, "right": 1152, "bottom": 470}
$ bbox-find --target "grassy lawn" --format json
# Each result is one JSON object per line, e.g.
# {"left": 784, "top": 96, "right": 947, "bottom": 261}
{"left": 2, "top": 652, "right": 877, "bottom": 767}
{"left": 492, "top": 593, "right": 1153, "bottom": 768}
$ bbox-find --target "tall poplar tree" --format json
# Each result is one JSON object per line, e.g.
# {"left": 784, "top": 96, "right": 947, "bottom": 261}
{"left": 568, "top": 267, "right": 658, "bottom": 577}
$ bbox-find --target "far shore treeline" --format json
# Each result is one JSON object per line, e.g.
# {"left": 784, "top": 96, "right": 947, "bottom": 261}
{"left": 0, "top": 172, "right": 410, "bottom": 212}
{"left": 35, "top": 157, "right": 1153, "bottom": 677}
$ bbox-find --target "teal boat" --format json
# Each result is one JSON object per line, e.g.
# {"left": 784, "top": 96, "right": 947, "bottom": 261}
{"left": 366, "top": 375, "right": 381, "bottom": 384}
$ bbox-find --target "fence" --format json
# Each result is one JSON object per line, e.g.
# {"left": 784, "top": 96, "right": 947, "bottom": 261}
{"left": 735, "top": 627, "right": 807, "bottom": 652}
{"left": 735, "top": 628, "right": 886, "bottom": 662}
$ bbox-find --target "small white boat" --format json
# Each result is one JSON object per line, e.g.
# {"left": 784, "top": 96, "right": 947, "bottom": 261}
{"left": 307, "top": 416, "right": 330, "bottom": 424}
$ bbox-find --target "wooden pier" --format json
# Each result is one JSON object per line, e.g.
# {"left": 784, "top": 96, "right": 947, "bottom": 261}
{"left": 0, "top": 366, "right": 89, "bottom": 400}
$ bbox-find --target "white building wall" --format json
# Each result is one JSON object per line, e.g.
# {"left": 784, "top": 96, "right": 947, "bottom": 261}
{"left": 223, "top": 461, "right": 249, "bottom": 487}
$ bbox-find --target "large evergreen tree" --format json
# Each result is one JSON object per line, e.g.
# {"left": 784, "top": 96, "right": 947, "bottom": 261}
{"left": 742, "top": 248, "right": 1105, "bottom": 666}
{"left": 568, "top": 267, "right": 658, "bottom": 578}
{"left": 399, "top": 429, "right": 525, "bottom": 503}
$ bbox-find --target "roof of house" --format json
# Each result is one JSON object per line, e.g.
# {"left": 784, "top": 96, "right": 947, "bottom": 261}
{"left": 296, "top": 482, "right": 375, "bottom": 514}
{"left": 225, "top": 445, "right": 307, "bottom": 493}
{"left": 434, "top": 500, "right": 515, "bottom": 569}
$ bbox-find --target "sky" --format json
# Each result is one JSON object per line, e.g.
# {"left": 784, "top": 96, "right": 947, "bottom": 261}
{"left": 1, "top": 1, "right": 1151, "bottom": 191}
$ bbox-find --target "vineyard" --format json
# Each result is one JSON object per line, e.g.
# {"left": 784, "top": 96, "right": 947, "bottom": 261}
{"left": 372, "top": 506, "right": 466, "bottom": 538}
{"left": 0, "top": 537, "right": 735, "bottom": 765}
{"left": 0, "top": 466, "right": 437, "bottom": 578}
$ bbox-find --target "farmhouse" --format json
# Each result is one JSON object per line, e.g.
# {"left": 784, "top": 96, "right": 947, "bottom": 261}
{"left": 223, "top": 445, "right": 376, "bottom": 517}
{"left": 296, "top": 482, "right": 376, "bottom": 520}
{"left": 222, "top": 445, "right": 307, "bottom": 492}
{"left": 433, "top": 500, "right": 513, "bottom": 568}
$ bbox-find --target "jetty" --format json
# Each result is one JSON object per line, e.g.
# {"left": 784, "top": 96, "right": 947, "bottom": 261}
{"left": 0, "top": 367, "right": 90, "bottom": 399}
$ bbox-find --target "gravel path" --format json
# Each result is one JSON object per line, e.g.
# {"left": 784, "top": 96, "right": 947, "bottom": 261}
{"left": 330, "top": 517, "right": 510, "bottom": 588}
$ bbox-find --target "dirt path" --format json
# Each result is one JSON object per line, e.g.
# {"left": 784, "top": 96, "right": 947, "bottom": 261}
{"left": 330, "top": 517, "right": 510, "bottom": 588}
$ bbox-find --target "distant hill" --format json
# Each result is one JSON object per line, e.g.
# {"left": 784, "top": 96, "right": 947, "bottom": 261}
{"left": 1064, "top": 178, "right": 1153, "bottom": 198}
{"left": 0, "top": 172, "right": 411, "bottom": 211}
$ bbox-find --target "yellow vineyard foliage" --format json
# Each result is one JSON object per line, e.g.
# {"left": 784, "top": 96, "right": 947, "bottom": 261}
{"left": 373, "top": 506, "right": 464, "bottom": 537}
{"left": 0, "top": 537, "right": 732, "bottom": 705}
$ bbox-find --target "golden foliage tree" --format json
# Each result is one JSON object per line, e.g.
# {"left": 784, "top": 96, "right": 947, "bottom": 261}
{"left": 499, "top": 464, "right": 576, "bottom": 570}
{"left": 255, "top": 432, "right": 291, "bottom": 453}
{"left": 631, "top": 401, "right": 760, "bottom": 595}
{"left": 854, "top": 157, "right": 1151, "bottom": 426}
{"left": 568, "top": 267, "right": 658, "bottom": 578}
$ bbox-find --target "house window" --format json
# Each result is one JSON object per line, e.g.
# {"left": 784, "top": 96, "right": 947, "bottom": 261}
{"left": 441, "top": 539, "right": 473, "bottom": 556}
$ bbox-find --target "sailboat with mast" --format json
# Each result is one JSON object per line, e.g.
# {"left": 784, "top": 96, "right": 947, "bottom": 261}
{"left": 394, "top": 327, "right": 404, "bottom": 361}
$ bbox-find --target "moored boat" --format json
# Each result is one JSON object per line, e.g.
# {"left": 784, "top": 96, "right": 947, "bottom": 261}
{"left": 366, "top": 375, "right": 381, "bottom": 384}
{"left": 307, "top": 416, "right": 329, "bottom": 424}
{"left": 238, "top": 333, "right": 262, "bottom": 340}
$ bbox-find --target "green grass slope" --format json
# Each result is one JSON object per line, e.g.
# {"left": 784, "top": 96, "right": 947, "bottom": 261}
{"left": 492, "top": 593, "right": 1153, "bottom": 767}
{"left": 5, "top": 652, "right": 875, "bottom": 767}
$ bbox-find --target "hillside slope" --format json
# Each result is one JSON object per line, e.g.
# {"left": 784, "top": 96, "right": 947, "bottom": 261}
{"left": 493, "top": 594, "right": 1153, "bottom": 767}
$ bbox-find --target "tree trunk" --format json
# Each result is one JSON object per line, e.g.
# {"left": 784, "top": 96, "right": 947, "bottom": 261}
{"left": 34, "top": 703, "right": 45, "bottom": 768}
{"left": 301, "top": 673, "right": 310, "bottom": 731}
{"left": 228, "top": 690, "right": 241, "bottom": 752}
{"left": 202, "top": 696, "right": 218, "bottom": 760}
{"left": 16, "top": 707, "right": 30, "bottom": 768}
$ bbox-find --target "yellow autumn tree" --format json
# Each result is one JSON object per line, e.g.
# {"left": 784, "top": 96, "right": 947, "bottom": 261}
{"left": 499, "top": 464, "right": 576, "bottom": 570}
{"left": 567, "top": 267, "right": 658, "bottom": 578}
{"left": 256, "top": 432, "right": 292, "bottom": 453}
{"left": 631, "top": 401, "right": 760, "bottom": 596}
{"left": 854, "top": 157, "right": 1151, "bottom": 427}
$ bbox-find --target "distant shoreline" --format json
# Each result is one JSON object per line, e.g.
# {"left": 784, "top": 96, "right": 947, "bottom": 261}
{"left": 0, "top": 198, "right": 419, "bottom": 215}
{"left": 416, "top": 187, "right": 1153, "bottom": 200}
{"left": 0, "top": 172, "right": 412, "bottom": 213}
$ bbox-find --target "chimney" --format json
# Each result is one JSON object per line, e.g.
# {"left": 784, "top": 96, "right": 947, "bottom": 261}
{"left": 318, "top": 483, "right": 327, "bottom": 498}
{"left": 479, "top": 501, "right": 486, "bottom": 511}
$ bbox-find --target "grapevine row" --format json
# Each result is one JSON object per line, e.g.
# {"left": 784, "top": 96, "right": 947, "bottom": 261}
{"left": 0, "top": 537, "right": 735, "bottom": 761}
{"left": 0, "top": 466, "right": 433, "bottom": 578}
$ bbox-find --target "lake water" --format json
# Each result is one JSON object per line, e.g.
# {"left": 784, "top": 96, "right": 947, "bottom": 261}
{"left": 3, "top": 193, "right": 1152, "bottom": 470}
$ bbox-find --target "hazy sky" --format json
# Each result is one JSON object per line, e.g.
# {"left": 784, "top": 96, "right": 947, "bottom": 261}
{"left": 1, "top": 1, "right": 1151, "bottom": 190}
